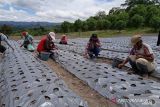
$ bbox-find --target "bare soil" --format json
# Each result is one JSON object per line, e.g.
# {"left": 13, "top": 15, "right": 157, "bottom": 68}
{"left": 43, "top": 59, "right": 119, "bottom": 107}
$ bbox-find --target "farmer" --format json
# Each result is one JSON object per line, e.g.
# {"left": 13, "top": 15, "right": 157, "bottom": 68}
{"left": 85, "top": 34, "right": 101, "bottom": 58}
{"left": 59, "top": 34, "right": 68, "bottom": 44}
{"left": 20, "top": 31, "right": 34, "bottom": 51}
{"left": 0, "top": 33, "right": 14, "bottom": 54}
{"left": 37, "top": 32, "right": 58, "bottom": 58}
{"left": 118, "top": 35, "right": 156, "bottom": 77}
{"left": 157, "top": 31, "right": 160, "bottom": 46}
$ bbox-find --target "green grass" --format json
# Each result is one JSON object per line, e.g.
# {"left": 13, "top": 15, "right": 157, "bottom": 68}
{"left": 62, "top": 27, "right": 156, "bottom": 38}
{"left": 11, "top": 27, "right": 157, "bottom": 38}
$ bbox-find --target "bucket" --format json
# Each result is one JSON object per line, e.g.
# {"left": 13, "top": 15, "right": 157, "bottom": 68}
{"left": 40, "top": 52, "right": 51, "bottom": 61}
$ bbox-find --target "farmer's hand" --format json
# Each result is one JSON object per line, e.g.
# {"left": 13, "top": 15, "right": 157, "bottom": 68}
{"left": 118, "top": 63, "right": 124, "bottom": 69}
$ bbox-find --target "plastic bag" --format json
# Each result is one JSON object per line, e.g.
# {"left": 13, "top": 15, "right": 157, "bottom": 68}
{"left": 27, "top": 44, "right": 35, "bottom": 52}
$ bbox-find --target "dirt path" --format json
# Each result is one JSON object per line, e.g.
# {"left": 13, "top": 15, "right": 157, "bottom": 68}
{"left": 43, "top": 59, "right": 119, "bottom": 107}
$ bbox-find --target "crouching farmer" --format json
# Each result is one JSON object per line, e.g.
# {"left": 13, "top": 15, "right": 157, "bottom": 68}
{"left": 85, "top": 34, "right": 101, "bottom": 59}
{"left": 118, "top": 35, "right": 156, "bottom": 77}
{"left": 20, "top": 32, "right": 34, "bottom": 52}
{"left": 59, "top": 34, "right": 68, "bottom": 44}
{"left": 37, "top": 32, "right": 58, "bottom": 59}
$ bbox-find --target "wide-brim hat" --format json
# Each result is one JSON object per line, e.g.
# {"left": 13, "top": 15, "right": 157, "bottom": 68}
{"left": 131, "top": 35, "right": 142, "bottom": 46}
{"left": 49, "top": 32, "right": 55, "bottom": 41}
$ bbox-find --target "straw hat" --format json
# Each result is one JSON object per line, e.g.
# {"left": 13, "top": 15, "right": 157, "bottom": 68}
{"left": 131, "top": 35, "right": 142, "bottom": 46}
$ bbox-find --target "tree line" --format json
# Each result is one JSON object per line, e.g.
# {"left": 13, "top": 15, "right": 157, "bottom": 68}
{"left": 60, "top": 0, "right": 160, "bottom": 33}
{"left": 0, "top": 24, "right": 58, "bottom": 36}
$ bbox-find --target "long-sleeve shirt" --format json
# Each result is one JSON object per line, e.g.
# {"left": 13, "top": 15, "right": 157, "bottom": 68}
{"left": 22, "top": 34, "right": 33, "bottom": 46}
{"left": 37, "top": 36, "right": 56, "bottom": 53}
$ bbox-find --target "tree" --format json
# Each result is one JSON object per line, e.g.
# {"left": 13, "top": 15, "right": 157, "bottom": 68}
{"left": 95, "top": 11, "right": 106, "bottom": 19}
{"left": 74, "top": 19, "right": 83, "bottom": 32}
{"left": 146, "top": 5, "right": 160, "bottom": 25}
{"left": 117, "top": 12, "right": 129, "bottom": 21}
{"left": 81, "top": 21, "right": 88, "bottom": 32}
{"left": 129, "top": 5, "right": 147, "bottom": 17}
{"left": 86, "top": 17, "right": 97, "bottom": 31}
{"left": 104, "top": 20, "right": 111, "bottom": 30}
{"left": 122, "top": 0, "right": 159, "bottom": 10}
{"left": 115, "top": 20, "right": 126, "bottom": 32}
{"left": 149, "top": 16, "right": 160, "bottom": 31}
{"left": 0, "top": 24, "right": 13, "bottom": 35}
{"left": 109, "top": 7, "right": 126, "bottom": 15}
{"left": 107, "top": 15, "right": 118, "bottom": 29}
{"left": 97, "top": 19, "right": 105, "bottom": 30}
{"left": 130, "top": 14, "right": 144, "bottom": 27}
{"left": 61, "top": 21, "right": 73, "bottom": 33}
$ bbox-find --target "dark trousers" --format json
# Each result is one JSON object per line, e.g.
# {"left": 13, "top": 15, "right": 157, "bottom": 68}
{"left": 89, "top": 47, "right": 100, "bottom": 58}
{"left": 0, "top": 45, "right": 6, "bottom": 53}
{"left": 59, "top": 41, "right": 67, "bottom": 45}
{"left": 39, "top": 50, "right": 55, "bottom": 59}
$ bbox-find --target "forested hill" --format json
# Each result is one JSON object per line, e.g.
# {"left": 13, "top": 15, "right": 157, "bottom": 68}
{"left": 0, "top": 21, "right": 61, "bottom": 28}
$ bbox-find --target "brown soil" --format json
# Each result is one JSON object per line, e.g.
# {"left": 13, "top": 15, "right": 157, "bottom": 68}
{"left": 43, "top": 59, "right": 119, "bottom": 107}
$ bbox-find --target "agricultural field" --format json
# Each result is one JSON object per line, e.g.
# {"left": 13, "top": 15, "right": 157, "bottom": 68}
{"left": 0, "top": 35, "right": 160, "bottom": 107}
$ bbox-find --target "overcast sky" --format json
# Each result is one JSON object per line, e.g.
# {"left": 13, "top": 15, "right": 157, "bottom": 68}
{"left": 0, "top": 0, "right": 125, "bottom": 22}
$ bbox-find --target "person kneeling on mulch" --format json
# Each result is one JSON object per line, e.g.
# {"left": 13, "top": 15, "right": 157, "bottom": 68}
{"left": 20, "top": 31, "right": 34, "bottom": 52}
{"left": 37, "top": 32, "right": 58, "bottom": 59}
{"left": 85, "top": 34, "right": 101, "bottom": 59}
{"left": 118, "top": 35, "right": 156, "bottom": 77}
{"left": 59, "top": 34, "right": 68, "bottom": 45}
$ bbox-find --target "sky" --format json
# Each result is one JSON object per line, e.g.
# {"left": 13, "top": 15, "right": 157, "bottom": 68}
{"left": 0, "top": 0, "right": 125, "bottom": 22}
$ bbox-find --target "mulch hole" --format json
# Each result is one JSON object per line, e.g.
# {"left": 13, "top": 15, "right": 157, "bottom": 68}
{"left": 58, "top": 96, "right": 63, "bottom": 98}
{"left": 102, "top": 84, "right": 107, "bottom": 88}
{"left": 15, "top": 97, "right": 19, "bottom": 100}
{"left": 11, "top": 89, "right": 17, "bottom": 92}
{"left": 44, "top": 96, "right": 51, "bottom": 100}
{"left": 130, "top": 84, "right": 136, "bottom": 87}
{"left": 41, "top": 90, "right": 47, "bottom": 94}
{"left": 53, "top": 88, "right": 59, "bottom": 93}
{"left": 30, "top": 100, "right": 36, "bottom": 105}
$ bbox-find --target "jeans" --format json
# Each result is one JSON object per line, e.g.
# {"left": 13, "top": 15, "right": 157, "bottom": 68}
{"left": 89, "top": 47, "right": 100, "bottom": 58}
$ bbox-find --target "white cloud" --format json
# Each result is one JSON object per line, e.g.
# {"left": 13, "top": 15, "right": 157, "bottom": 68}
{"left": 0, "top": 0, "right": 125, "bottom": 22}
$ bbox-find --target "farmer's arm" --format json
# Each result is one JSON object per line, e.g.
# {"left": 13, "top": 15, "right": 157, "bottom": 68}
{"left": 118, "top": 48, "right": 134, "bottom": 68}
{"left": 2, "top": 34, "right": 14, "bottom": 50}
{"left": 118, "top": 57, "right": 129, "bottom": 68}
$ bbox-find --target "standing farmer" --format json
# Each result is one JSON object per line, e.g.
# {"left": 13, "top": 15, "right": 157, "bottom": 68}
{"left": 0, "top": 33, "right": 14, "bottom": 54}
{"left": 157, "top": 31, "right": 160, "bottom": 46}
